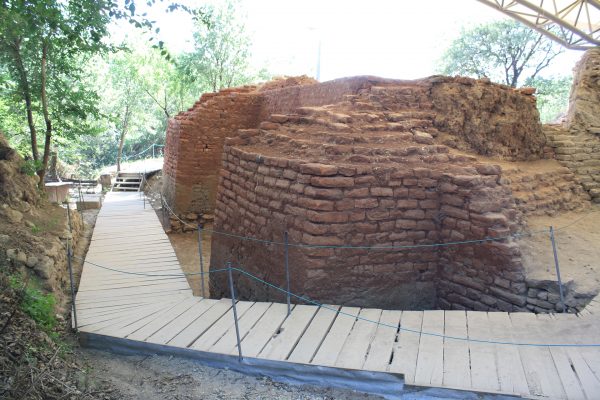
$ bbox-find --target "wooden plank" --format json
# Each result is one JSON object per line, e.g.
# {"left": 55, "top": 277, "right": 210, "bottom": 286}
{"left": 210, "top": 302, "right": 273, "bottom": 355}
{"left": 467, "top": 312, "right": 500, "bottom": 392}
{"left": 335, "top": 308, "right": 382, "bottom": 369}
{"left": 168, "top": 298, "right": 232, "bottom": 348}
{"left": 509, "top": 312, "right": 566, "bottom": 399}
{"left": 363, "top": 310, "right": 402, "bottom": 372}
{"left": 146, "top": 299, "right": 219, "bottom": 345}
{"left": 189, "top": 301, "right": 255, "bottom": 351}
{"left": 239, "top": 303, "right": 290, "bottom": 357}
{"left": 287, "top": 305, "right": 340, "bottom": 364}
{"left": 312, "top": 306, "right": 360, "bottom": 367}
{"left": 486, "top": 312, "right": 529, "bottom": 396}
{"left": 414, "top": 310, "right": 444, "bottom": 387}
{"left": 127, "top": 297, "right": 200, "bottom": 341}
{"left": 529, "top": 314, "right": 585, "bottom": 399}
{"left": 98, "top": 299, "right": 187, "bottom": 338}
{"left": 258, "top": 304, "right": 319, "bottom": 361}
{"left": 442, "top": 310, "right": 471, "bottom": 389}
{"left": 84, "top": 301, "right": 176, "bottom": 334}
{"left": 388, "top": 310, "right": 423, "bottom": 382}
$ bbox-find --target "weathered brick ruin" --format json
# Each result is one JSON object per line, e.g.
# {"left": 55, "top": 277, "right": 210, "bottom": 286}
{"left": 163, "top": 49, "right": 599, "bottom": 312}
{"left": 544, "top": 48, "right": 600, "bottom": 203}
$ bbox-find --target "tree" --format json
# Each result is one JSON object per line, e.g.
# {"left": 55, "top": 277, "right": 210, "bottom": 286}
{"left": 179, "top": 1, "right": 257, "bottom": 93}
{"left": 527, "top": 76, "right": 572, "bottom": 123}
{"left": 0, "top": 0, "right": 204, "bottom": 186}
{"left": 0, "top": 0, "right": 112, "bottom": 186}
{"left": 440, "top": 20, "right": 564, "bottom": 88}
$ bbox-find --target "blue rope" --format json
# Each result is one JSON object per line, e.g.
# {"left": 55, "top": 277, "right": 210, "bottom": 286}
{"left": 199, "top": 227, "right": 546, "bottom": 250}
{"left": 123, "top": 143, "right": 163, "bottom": 161}
{"left": 76, "top": 257, "right": 229, "bottom": 277}
{"left": 73, "top": 256, "right": 600, "bottom": 347}
{"left": 230, "top": 265, "right": 600, "bottom": 348}
{"left": 161, "top": 195, "right": 549, "bottom": 250}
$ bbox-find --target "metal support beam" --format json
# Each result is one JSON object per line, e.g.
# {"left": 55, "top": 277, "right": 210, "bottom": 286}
{"left": 477, "top": 0, "right": 600, "bottom": 50}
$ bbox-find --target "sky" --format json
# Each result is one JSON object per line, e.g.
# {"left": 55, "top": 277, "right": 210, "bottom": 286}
{"left": 131, "top": 0, "right": 584, "bottom": 82}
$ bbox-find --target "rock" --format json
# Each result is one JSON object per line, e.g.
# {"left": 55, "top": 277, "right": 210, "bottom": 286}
{"left": 34, "top": 256, "right": 54, "bottom": 279}
{"left": 185, "top": 213, "right": 198, "bottom": 220}
{"left": 413, "top": 131, "right": 434, "bottom": 144}
{"left": 3, "top": 208, "right": 23, "bottom": 223}
{"left": 0, "top": 234, "right": 9, "bottom": 243}
{"left": 26, "top": 255, "right": 38, "bottom": 269}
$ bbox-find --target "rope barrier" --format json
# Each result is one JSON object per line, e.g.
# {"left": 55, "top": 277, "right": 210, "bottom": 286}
{"left": 73, "top": 255, "right": 600, "bottom": 348}
{"left": 160, "top": 195, "right": 549, "bottom": 250}
{"left": 73, "top": 256, "right": 229, "bottom": 277}
{"left": 123, "top": 143, "right": 164, "bottom": 161}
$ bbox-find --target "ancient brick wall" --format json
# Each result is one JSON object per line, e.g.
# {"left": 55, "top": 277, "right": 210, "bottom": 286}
{"left": 162, "top": 87, "right": 263, "bottom": 217}
{"left": 164, "top": 73, "right": 593, "bottom": 311}
{"left": 544, "top": 49, "right": 600, "bottom": 203}
{"left": 207, "top": 78, "right": 554, "bottom": 310}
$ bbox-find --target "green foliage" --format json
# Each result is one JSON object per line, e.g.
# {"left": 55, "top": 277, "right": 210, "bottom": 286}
{"left": 21, "top": 159, "right": 42, "bottom": 176}
{"left": 178, "top": 0, "right": 260, "bottom": 93}
{"left": 9, "top": 274, "right": 58, "bottom": 339}
{"left": 527, "top": 76, "right": 572, "bottom": 123}
{"left": 440, "top": 20, "right": 564, "bottom": 88}
{"left": 439, "top": 20, "right": 572, "bottom": 122}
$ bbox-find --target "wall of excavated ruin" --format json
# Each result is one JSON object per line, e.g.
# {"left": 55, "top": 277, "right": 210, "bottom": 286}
{"left": 162, "top": 87, "right": 263, "bottom": 220}
{"left": 209, "top": 140, "right": 536, "bottom": 310}
{"left": 165, "top": 72, "right": 593, "bottom": 312}
{"left": 163, "top": 77, "right": 386, "bottom": 223}
{"left": 207, "top": 76, "right": 555, "bottom": 310}
{"left": 430, "top": 77, "right": 545, "bottom": 161}
{"left": 545, "top": 48, "right": 600, "bottom": 203}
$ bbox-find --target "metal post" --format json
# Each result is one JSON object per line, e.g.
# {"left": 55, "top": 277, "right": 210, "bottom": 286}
{"left": 284, "top": 231, "right": 291, "bottom": 316}
{"left": 198, "top": 222, "right": 206, "bottom": 298}
{"left": 65, "top": 202, "right": 78, "bottom": 331}
{"left": 152, "top": 144, "right": 155, "bottom": 159}
{"left": 549, "top": 226, "right": 566, "bottom": 313}
{"left": 227, "top": 262, "right": 243, "bottom": 362}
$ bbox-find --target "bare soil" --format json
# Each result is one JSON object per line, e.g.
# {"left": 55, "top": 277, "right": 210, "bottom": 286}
{"left": 519, "top": 204, "right": 600, "bottom": 295}
{"left": 167, "top": 227, "right": 212, "bottom": 297}
{"left": 77, "top": 349, "right": 378, "bottom": 400}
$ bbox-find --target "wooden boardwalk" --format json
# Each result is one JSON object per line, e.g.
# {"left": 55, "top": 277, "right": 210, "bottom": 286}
{"left": 77, "top": 192, "right": 600, "bottom": 399}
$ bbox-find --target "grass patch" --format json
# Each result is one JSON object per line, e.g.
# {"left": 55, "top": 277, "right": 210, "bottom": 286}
{"left": 9, "top": 274, "right": 59, "bottom": 340}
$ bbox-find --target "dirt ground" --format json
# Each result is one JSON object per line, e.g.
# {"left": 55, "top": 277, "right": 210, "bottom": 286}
{"left": 519, "top": 204, "right": 600, "bottom": 295}
{"left": 77, "top": 349, "right": 379, "bottom": 400}
{"left": 168, "top": 227, "right": 212, "bottom": 297}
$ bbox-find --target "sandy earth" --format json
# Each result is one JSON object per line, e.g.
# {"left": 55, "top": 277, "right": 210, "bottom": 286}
{"left": 519, "top": 204, "right": 600, "bottom": 295}
{"left": 168, "top": 227, "right": 212, "bottom": 297}
{"left": 77, "top": 349, "right": 378, "bottom": 400}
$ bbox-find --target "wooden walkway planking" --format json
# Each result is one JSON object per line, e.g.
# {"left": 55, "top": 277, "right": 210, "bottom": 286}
{"left": 77, "top": 192, "right": 600, "bottom": 399}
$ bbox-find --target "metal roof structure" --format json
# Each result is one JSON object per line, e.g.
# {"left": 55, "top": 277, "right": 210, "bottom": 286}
{"left": 477, "top": 0, "right": 600, "bottom": 49}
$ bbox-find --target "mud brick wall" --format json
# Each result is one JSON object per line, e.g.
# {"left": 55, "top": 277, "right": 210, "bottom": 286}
{"left": 162, "top": 89, "right": 263, "bottom": 214}
{"left": 209, "top": 141, "right": 534, "bottom": 310}
{"left": 545, "top": 49, "right": 600, "bottom": 203}
{"left": 428, "top": 77, "right": 545, "bottom": 161}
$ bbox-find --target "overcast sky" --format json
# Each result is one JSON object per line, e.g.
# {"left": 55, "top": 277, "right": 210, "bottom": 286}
{"left": 132, "top": 0, "right": 583, "bottom": 82}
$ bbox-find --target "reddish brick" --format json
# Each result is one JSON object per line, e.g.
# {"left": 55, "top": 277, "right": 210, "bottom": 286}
{"left": 311, "top": 176, "right": 355, "bottom": 188}
{"left": 355, "top": 198, "right": 379, "bottom": 209}
{"left": 299, "top": 163, "right": 338, "bottom": 176}
{"left": 370, "top": 187, "right": 393, "bottom": 196}
{"left": 297, "top": 197, "right": 335, "bottom": 211}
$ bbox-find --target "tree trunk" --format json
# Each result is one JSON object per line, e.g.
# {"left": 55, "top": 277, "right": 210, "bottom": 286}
{"left": 116, "top": 104, "right": 130, "bottom": 174}
{"left": 11, "top": 40, "right": 38, "bottom": 162}
{"left": 38, "top": 41, "right": 52, "bottom": 188}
